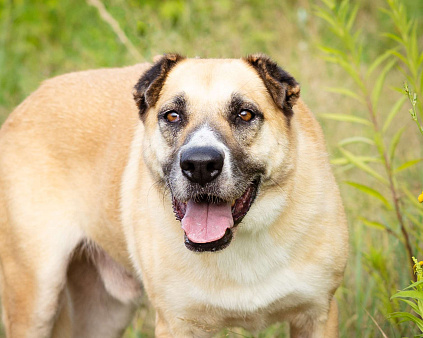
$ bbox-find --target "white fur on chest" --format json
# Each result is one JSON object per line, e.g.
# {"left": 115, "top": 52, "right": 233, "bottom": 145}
{"left": 180, "top": 231, "right": 319, "bottom": 314}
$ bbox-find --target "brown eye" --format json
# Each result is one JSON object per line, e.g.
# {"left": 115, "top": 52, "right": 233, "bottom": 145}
{"left": 165, "top": 111, "right": 180, "bottom": 123}
{"left": 238, "top": 110, "right": 254, "bottom": 122}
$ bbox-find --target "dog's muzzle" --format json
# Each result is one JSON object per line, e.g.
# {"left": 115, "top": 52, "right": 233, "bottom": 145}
{"left": 172, "top": 147, "right": 259, "bottom": 252}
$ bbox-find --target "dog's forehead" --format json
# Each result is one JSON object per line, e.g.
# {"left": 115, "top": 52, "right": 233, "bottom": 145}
{"left": 159, "top": 59, "right": 267, "bottom": 104}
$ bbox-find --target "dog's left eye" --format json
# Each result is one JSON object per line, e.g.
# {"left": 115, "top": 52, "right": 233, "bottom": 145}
{"left": 164, "top": 111, "right": 180, "bottom": 123}
{"left": 238, "top": 110, "right": 255, "bottom": 122}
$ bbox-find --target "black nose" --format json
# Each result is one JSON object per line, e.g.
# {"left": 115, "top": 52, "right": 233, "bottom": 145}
{"left": 180, "top": 147, "right": 224, "bottom": 186}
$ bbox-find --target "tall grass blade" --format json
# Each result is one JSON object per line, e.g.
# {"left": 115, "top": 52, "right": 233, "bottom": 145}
{"left": 389, "top": 126, "right": 406, "bottom": 162}
{"left": 367, "top": 48, "right": 399, "bottom": 78}
{"left": 314, "top": 10, "right": 336, "bottom": 28}
{"left": 395, "top": 298, "right": 420, "bottom": 313}
{"left": 373, "top": 132, "right": 385, "bottom": 156}
{"left": 402, "top": 280, "right": 423, "bottom": 291}
{"left": 358, "top": 217, "right": 387, "bottom": 230}
{"left": 382, "top": 32, "right": 404, "bottom": 45}
{"left": 371, "top": 60, "right": 396, "bottom": 109}
{"left": 382, "top": 96, "right": 407, "bottom": 133}
{"left": 345, "top": 181, "right": 392, "bottom": 209}
{"left": 388, "top": 312, "right": 423, "bottom": 330}
{"left": 339, "top": 147, "right": 388, "bottom": 184}
{"left": 390, "top": 50, "right": 408, "bottom": 65}
{"left": 331, "top": 156, "right": 380, "bottom": 165}
{"left": 338, "top": 136, "right": 375, "bottom": 146}
{"left": 320, "top": 0, "right": 336, "bottom": 11}
{"left": 391, "top": 291, "right": 423, "bottom": 301}
{"left": 394, "top": 158, "right": 423, "bottom": 174}
{"left": 320, "top": 113, "right": 371, "bottom": 126}
{"left": 325, "top": 87, "right": 365, "bottom": 104}
{"left": 409, "top": 22, "right": 419, "bottom": 76}
{"left": 331, "top": 158, "right": 349, "bottom": 165}
{"left": 346, "top": 4, "right": 359, "bottom": 31}
{"left": 364, "top": 309, "right": 389, "bottom": 338}
{"left": 317, "top": 45, "right": 346, "bottom": 57}
{"left": 326, "top": 55, "right": 366, "bottom": 90}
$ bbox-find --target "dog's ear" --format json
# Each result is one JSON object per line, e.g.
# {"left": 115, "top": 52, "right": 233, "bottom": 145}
{"left": 133, "top": 53, "right": 186, "bottom": 120}
{"left": 243, "top": 54, "right": 300, "bottom": 118}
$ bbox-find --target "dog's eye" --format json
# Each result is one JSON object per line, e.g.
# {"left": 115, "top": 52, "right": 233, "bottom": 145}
{"left": 238, "top": 110, "right": 255, "bottom": 122}
{"left": 164, "top": 111, "right": 180, "bottom": 123}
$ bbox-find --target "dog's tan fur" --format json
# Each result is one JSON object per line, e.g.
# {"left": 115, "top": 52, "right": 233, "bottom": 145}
{"left": 0, "top": 56, "right": 348, "bottom": 337}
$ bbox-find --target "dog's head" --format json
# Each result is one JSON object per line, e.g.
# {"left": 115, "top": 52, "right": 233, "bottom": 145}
{"left": 133, "top": 54, "right": 300, "bottom": 253}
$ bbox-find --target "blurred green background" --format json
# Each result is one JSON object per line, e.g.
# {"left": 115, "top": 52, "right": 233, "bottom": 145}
{"left": 0, "top": 0, "right": 422, "bottom": 337}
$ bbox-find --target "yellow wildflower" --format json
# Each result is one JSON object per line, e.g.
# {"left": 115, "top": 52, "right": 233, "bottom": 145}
{"left": 413, "top": 261, "right": 423, "bottom": 270}
{"left": 413, "top": 258, "right": 423, "bottom": 281}
{"left": 419, "top": 191, "right": 423, "bottom": 203}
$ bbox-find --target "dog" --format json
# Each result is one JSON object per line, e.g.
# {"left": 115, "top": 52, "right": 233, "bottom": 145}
{"left": 0, "top": 54, "right": 348, "bottom": 337}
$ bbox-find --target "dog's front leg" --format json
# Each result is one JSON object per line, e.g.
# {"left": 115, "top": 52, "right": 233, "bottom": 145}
{"left": 0, "top": 219, "right": 83, "bottom": 337}
{"left": 289, "top": 298, "right": 339, "bottom": 338}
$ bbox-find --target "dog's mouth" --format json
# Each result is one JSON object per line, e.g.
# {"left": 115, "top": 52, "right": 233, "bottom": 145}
{"left": 172, "top": 180, "right": 259, "bottom": 252}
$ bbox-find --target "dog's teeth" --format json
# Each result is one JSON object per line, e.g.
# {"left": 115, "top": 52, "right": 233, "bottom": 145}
{"left": 231, "top": 200, "right": 236, "bottom": 207}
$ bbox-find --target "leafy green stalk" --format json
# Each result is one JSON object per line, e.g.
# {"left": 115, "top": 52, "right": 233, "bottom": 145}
{"left": 405, "top": 82, "right": 423, "bottom": 136}
{"left": 316, "top": 0, "right": 416, "bottom": 278}
{"left": 388, "top": 257, "right": 423, "bottom": 334}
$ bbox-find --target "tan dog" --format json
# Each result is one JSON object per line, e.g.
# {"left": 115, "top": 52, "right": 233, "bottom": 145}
{"left": 0, "top": 54, "right": 348, "bottom": 337}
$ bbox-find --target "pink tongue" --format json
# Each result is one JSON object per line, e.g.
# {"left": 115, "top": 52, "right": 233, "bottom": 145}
{"left": 181, "top": 200, "right": 233, "bottom": 243}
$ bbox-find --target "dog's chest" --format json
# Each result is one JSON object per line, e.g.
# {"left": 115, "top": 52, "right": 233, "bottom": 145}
{"left": 174, "top": 233, "right": 321, "bottom": 323}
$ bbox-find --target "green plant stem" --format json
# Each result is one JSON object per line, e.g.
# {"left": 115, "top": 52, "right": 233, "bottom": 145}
{"left": 318, "top": 0, "right": 416, "bottom": 280}
{"left": 388, "top": 174, "right": 414, "bottom": 281}
{"left": 360, "top": 75, "right": 415, "bottom": 281}
{"left": 405, "top": 83, "right": 423, "bottom": 136}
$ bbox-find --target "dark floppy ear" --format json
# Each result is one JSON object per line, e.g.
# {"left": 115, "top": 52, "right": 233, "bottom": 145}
{"left": 133, "top": 53, "right": 185, "bottom": 120}
{"left": 243, "top": 54, "right": 300, "bottom": 118}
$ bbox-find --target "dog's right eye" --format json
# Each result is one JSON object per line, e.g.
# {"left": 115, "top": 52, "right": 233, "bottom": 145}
{"left": 238, "top": 110, "right": 255, "bottom": 122}
{"left": 164, "top": 111, "right": 180, "bottom": 123}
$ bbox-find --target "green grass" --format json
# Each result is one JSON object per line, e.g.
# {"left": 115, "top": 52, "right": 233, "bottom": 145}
{"left": 0, "top": 0, "right": 422, "bottom": 336}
